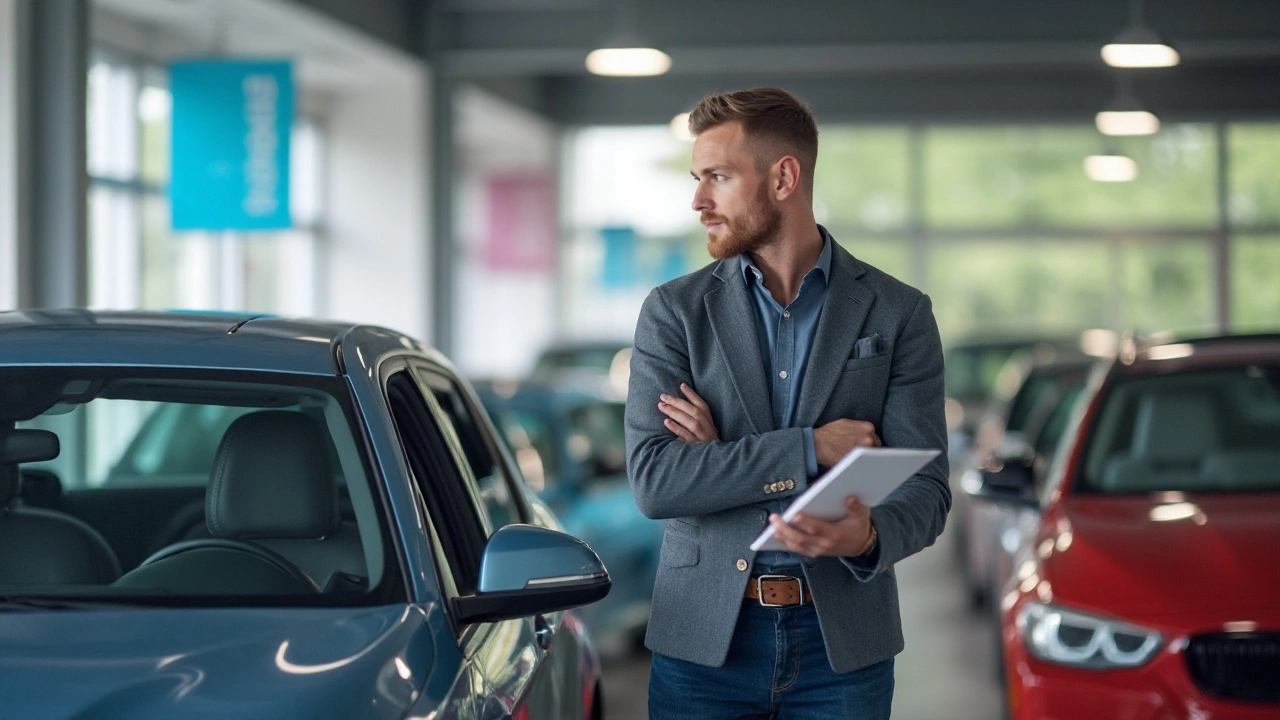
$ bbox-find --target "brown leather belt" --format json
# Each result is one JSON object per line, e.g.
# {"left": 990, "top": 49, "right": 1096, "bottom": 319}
{"left": 744, "top": 574, "right": 812, "bottom": 606}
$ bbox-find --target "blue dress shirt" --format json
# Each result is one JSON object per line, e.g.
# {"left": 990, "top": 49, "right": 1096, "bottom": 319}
{"left": 744, "top": 228, "right": 833, "bottom": 574}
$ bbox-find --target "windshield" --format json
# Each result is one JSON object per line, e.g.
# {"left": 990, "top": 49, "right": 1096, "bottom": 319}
{"left": 944, "top": 342, "right": 1027, "bottom": 403}
{"left": 0, "top": 368, "right": 388, "bottom": 606}
{"left": 1076, "top": 363, "right": 1280, "bottom": 494}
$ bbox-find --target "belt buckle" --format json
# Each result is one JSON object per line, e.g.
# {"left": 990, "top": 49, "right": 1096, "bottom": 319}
{"left": 755, "top": 574, "right": 803, "bottom": 607}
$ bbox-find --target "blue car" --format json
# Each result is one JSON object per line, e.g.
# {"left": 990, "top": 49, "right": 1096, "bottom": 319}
{"left": 474, "top": 380, "right": 661, "bottom": 656}
{"left": 0, "top": 310, "right": 608, "bottom": 719}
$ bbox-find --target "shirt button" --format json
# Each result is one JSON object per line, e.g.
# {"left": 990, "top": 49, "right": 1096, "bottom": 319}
{"left": 783, "top": 310, "right": 790, "bottom": 318}
{"left": 736, "top": 559, "right": 748, "bottom": 572}
{"left": 779, "top": 370, "right": 788, "bottom": 379}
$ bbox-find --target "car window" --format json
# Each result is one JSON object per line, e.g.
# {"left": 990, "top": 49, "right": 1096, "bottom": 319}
{"left": 1079, "top": 364, "right": 1280, "bottom": 493}
{"left": 566, "top": 401, "right": 627, "bottom": 480}
{"left": 5, "top": 368, "right": 384, "bottom": 604}
{"left": 1005, "top": 371, "right": 1059, "bottom": 435}
{"left": 1033, "top": 385, "right": 1084, "bottom": 460}
{"left": 385, "top": 368, "right": 486, "bottom": 597}
{"left": 945, "top": 342, "right": 1024, "bottom": 402}
{"left": 488, "top": 406, "right": 559, "bottom": 494}
{"left": 109, "top": 403, "right": 256, "bottom": 483}
{"left": 420, "top": 372, "right": 523, "bottom": 533}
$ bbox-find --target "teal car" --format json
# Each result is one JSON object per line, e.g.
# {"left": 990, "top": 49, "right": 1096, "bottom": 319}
{"left": 474, "top": 380, "right": 661, "bottom": 656}
{"left": 0, "top": 310, "right": 608, "bottom": 719}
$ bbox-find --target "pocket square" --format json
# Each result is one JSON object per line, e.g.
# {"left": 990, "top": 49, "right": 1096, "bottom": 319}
{"left": 853, "top": 333, "right": 883, "bottom": 359}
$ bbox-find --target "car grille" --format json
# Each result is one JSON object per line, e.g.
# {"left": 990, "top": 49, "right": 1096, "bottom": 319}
{"left": 1185, "top": 633, "right": 1280, "bottom": 703}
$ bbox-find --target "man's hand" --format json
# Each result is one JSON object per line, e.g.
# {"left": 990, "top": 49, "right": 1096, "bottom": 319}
{"left": 767, "top": 496, "right": 876, "bottom": 558}
{"left": 813, "top": 419, "right": 881, "bottom": 467}
{"left": 659, "top": 383, "right": 720, "bottom": 443}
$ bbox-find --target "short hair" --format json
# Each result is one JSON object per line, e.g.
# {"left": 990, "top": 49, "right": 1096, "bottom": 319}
{"left": 688, "top": 87, "right": 818, "bottom": 195}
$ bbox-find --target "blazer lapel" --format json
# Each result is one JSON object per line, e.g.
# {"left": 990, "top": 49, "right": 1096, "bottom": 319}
{"left": 796, "top": 245, "right": 875, "bottom": 429}
{"left": 707, "top": 257, "right": 772, "bottom": 434}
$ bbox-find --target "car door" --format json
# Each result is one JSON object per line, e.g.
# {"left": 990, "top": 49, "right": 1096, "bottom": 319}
{"left": 406, "top": 363, "right": 589, "bottom": 720}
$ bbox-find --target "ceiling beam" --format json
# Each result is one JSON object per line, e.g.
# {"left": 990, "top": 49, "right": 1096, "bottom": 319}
{"left": 537, "top": 64, "right": 1280, "bottom": 126}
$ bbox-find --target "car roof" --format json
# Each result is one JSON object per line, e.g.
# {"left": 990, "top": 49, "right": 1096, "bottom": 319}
{"left": 0, "top": 309, "right": 436, "bottom": 376}
{"left": 1126, "top": 333, "right": 1280, "bottom": 372}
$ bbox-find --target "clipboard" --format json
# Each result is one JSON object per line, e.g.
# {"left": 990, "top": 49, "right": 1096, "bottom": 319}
{"left": 750, "top": 447, "right": 940, "bottom": 552}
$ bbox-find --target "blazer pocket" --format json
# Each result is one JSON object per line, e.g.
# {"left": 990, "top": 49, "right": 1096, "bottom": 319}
{"left": 659, "top": 532, "right": 700, "bottom": 568}
{"left": 843, "top": 353, "right": 892, "bottom": 373}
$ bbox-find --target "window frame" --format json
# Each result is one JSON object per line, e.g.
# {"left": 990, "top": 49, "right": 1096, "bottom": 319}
{"left": 413, "top": 365, "right": 529, "bottom": 533}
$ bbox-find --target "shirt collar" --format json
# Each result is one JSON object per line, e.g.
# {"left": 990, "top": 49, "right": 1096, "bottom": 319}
{"left": 741, "top": 225, "right": 833, "bottom": 288}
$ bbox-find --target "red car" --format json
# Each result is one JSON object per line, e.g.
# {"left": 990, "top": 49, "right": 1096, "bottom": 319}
{"left": 996, "top": 334, "right": 1280, "bottom": 720}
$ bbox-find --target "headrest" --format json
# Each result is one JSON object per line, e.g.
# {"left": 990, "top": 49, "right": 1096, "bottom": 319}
{"left": 206, "top": 411, "right": 338, "bottom": 540}
{"left": 1132, "top": 391, "right": 1219, "bottom": 463}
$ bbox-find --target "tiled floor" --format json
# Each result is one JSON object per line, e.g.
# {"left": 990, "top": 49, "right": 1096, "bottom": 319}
{"left": 601, "top": 523, "right": 1005, "bottom": 720}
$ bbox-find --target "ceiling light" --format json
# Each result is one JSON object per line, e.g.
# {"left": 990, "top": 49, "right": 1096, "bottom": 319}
{"left": 669, "top": 112, "right": 693, "bottom": 142}
{"left": 586, "top": 1, "right": 670, "bottom": 77}
{"left": 1102, "top": 38, "right": 1180, "bottom": 68}
{"left": 1102, "top": 0, "right": 1179, "bottom": 68}
{"left": 1096, "top": 74, "right": 1160, "bottom": 136}
{"left": 1084, "top": 154, "right": 1138, "bottom": 182}
{"left": 586, "top": 47, "right": 671, "bottom": 76}
{"left": 1096, "top": 111, "right": 1160, "bottom": 136}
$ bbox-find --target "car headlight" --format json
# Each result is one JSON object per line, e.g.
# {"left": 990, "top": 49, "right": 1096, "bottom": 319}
{"left": 1017, "top": 602, "right": 1163, "bottom": 669}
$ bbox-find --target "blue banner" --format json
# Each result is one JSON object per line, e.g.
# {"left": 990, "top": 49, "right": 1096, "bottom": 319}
{"left": 600, "top": 226, "right": 638, "bottom": 289}
{"left": 170, "top": 60, "right": 293, "bottom": 231}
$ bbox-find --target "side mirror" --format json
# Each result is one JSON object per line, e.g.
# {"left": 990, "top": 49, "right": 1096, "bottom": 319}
{"left": 452, "top": 524, "right": 611, "bottom": 624}
{"left": 970, "top": 459, "right": 1039, "bottom": 509}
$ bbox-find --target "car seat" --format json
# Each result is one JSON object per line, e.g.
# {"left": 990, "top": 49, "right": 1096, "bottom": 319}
{"left": 0, "top": 429, "right": 122, "bottom": 585}
{"left": 117, "top": 411, "right": 365, "bottom": 594}
{"left": 1101, "top": 391, "right": 1220, "bottom": 492}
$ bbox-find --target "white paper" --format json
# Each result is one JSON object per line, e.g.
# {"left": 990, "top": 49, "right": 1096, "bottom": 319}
{"left": 750, "top": 447, "right": 940, "bottom": 552}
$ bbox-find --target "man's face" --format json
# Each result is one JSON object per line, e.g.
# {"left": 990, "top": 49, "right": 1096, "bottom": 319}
{"left": 690, "top": 122, "right": 782, "bottom": 261}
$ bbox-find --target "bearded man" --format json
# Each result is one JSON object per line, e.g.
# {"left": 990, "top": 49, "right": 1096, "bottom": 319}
{"left": 624, "top": 87, "right": 950, "bottom": 720}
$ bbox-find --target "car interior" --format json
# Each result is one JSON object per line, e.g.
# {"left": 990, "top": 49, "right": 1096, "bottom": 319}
{"left": 1085, "top": 365, "right": 1280, "bottom": 493}
{"left": 0, "top": 368, "right": 389, "bottom": 603}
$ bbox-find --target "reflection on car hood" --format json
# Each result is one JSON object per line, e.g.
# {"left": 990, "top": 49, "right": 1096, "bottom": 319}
{"left": 0, "top": 605, "right": 443, "bottom": 720}
{"left": 1041, "top": 494, "right": 1280, "bottom": 623}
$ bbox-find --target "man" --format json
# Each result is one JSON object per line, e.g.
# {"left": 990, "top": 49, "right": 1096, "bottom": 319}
{"left": 624, "top": 87, "right": 950, "bottom": 719}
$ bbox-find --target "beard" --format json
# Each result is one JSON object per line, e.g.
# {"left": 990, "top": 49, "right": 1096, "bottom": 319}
{"left": 703, "top": 182, "right": 782, "bottom": 261}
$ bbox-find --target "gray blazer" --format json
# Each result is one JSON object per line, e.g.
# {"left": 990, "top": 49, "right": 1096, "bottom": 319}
{"left": 625, "top": 241, "right": 950, "bottom": 673}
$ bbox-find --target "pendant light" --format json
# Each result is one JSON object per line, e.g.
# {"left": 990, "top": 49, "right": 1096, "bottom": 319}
{"left": 586, "top": 0, "right": 671, "bottom": 77}
{"left": 1096, "top": 73, "right": 1160, "bottom": 136}
{"left": 1101, "top": 0, "right": 1180, "bottom": 68}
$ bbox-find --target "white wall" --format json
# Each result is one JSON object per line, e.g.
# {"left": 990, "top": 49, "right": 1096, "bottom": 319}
{"left": 0, "top": 0, "right": 17, "bottom": 310}
{"left": 88, "top": 0, "right": 431, "bottom": 337}
{"left": 453, "top": 84, "right": 558, "bottom": 378}
{"left": 323, "top": 68, "right": 429, "bottom": 340}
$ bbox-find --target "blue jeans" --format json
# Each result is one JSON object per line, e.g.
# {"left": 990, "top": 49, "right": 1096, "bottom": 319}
{"left": 648, "top": 600, "right": 895, "bottom": 720}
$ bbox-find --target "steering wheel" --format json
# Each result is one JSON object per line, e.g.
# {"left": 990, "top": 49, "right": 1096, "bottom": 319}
{"left": 130, "top": 538, "right": 321, "bottom": 594}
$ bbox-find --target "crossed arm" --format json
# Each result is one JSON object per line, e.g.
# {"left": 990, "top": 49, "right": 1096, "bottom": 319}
{"left": 626, "top": 286, "right": 950, "bottom": 568}
{"left": 658, "top": 383, "right": 881, "bottom": 559}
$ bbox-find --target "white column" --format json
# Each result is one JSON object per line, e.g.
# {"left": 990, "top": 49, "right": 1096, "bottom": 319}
{"left": 0, "top": 0, "right": 17, "bottom": 309}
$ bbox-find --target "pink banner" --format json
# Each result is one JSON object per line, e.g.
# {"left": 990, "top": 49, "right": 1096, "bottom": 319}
{"left": 484, "top": 173, "right": 557, "bottom": 272}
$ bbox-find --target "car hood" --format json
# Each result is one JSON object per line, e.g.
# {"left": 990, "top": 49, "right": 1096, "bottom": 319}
{"left": 1040, "top": 494, "right": 1280, "bottom": 624}
{"left": 0, "top": 604, "right": 446, "bottom": 720}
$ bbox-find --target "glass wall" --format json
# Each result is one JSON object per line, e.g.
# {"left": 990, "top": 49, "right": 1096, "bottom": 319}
{"left": 562, "top": 121, "right": 1280, "bottom": 346}
{"left": 86, "top": 51, "right": 323, "bottom": 314}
